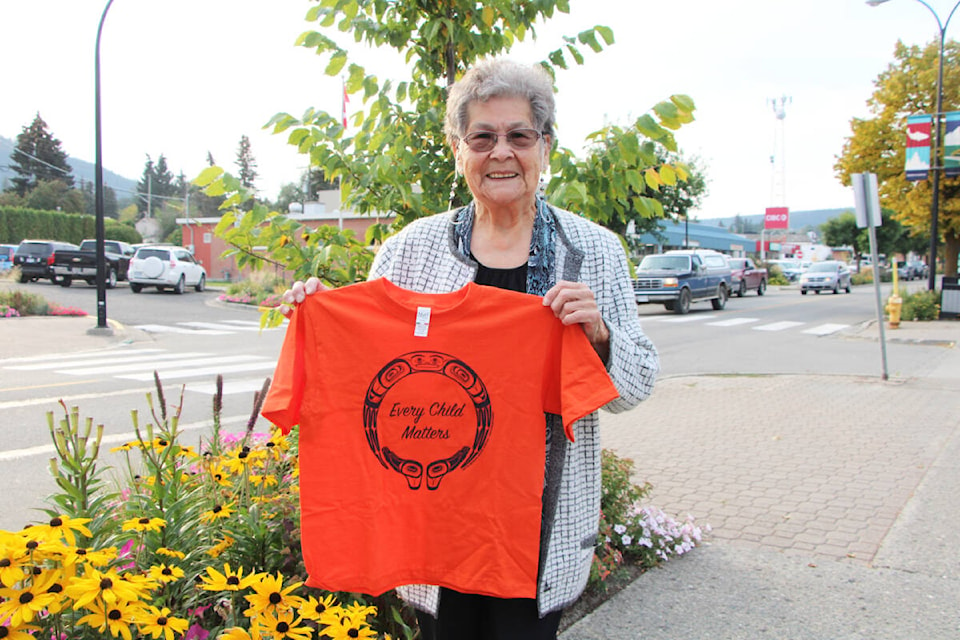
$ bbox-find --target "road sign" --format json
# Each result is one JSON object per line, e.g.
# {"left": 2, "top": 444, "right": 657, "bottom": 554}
{"left": 764, "top": 207, "right": 789, "bottom": 229}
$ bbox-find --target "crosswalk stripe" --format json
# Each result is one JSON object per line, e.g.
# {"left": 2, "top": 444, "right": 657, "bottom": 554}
{"left": 802, "top": 323, "right": 850, "bottom": 336}
{"left": 134, "top": 324, "right": 233, "bottom": 335}
{"left": 706, "top": 318, "right": 760, "bottom": 327}
{"left": 658, "top": 315, "right": 718, "bottom": 323}
{"left": 119, "top": 361, "right": 277, "bottom": 382}
{"left": 0, "top": 348, "right": 165, "bottom": 366}
{"left": 61, "top": 355, "right": 269, "bottom": 376}
{"left": 7, "top": 352, "right": 212, "bottom": 371}
{"left": 185, "top": 377, "right": 272, "bottom": 396}
{"left": 177, "top": 321, "right": 274, "bottom": 332}
{"left": 754, "top": 321, "right": 805, "bottom": 332}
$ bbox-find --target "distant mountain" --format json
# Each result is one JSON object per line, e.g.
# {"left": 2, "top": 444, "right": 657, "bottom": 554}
{"left": 0, "top": 134, "right": 137, "bottom": 197}
{"left": 699, "top": 208, "right": 852, "bottom": 231}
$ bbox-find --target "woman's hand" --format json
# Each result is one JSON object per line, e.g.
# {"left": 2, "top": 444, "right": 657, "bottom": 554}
{"left": 279, "top": 277, "right": 327, "bottom": 316}
{"left": 542, "top": 280, "right": 610, "bottom": 360}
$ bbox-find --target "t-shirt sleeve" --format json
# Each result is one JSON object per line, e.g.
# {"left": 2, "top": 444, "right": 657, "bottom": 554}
{"left": 261, "top": 304, "right": 307, "bottom": 434}
{"left": 544, "top": 323, "right": 620, "bottom": 442}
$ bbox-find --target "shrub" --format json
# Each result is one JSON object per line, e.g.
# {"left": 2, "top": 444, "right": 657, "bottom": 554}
{"left": 0, "top": 288, "right": 50, "bottom": 315}
{"left": 898, "top": 289, "right": 941, "bottom": 321}
{"left": 222, "top": 270, "right": 287, "bottom": 307}
{"left": 766, "top": 265, "right": 790, "bottom": 286}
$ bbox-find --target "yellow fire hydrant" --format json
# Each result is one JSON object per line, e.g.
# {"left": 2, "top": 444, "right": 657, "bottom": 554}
{"left": 886, "top": 258, "right": 902, "bottom": 328}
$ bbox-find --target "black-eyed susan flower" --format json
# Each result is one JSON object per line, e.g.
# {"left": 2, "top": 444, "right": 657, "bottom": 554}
{"left": 298, "top": 593, "right": 338, "bottom": 621}
{"left": 0, "top": 540, "right": 28, "bottom": 586}
{"left": 121, "top": 517, "right": 166, "bottom": 534}
{"left": 198, "top": 563, "right": 256, "bottom": 592}
{"left": 28, "top": 514, "right": 92, "bottom": 546}
{"left": 218, "top": 625, "right": 261, "bottom": 640}
{"left": 200, "top": 503, "right": 234, "bottom": 524}
{"left": 59, "top": 545, "right": 118, "bottom": 568}
{"left": 206, "top": 536, "right": 235, "bottom": 558}
{"left": 249, "top": 474, "right": 278, "bottom": 488}
{"left": 0, "top": 620, "right": 40, "bottom": 639}
{"left": 147, "top": 563, "right": 185, "bottom": 584}
{"left": 205, "top": 461, "right": 233, "bottom": 487}
{"left": 258, "top": 608, "right": 313, "bottom": 640}
{"left": 0, "top": 574, "right": 60, "bottom": 625}
{"left": 242, "top": 572, "right": 303, "bottom": 617}
{"left": 156, "top": 547, "right": 185, "bottom": 560}
{"left": 135, "top": 604, "right": 189, "bottom": 640}
{"left": 35, "top": 568, "right": 67, "bottom": 615}
{"left": 64, "top": 567, "right": 147, "bottom": 608}
{"left": 319, "top": 610, "right": 378, "bottom": 640}
{"left": 110, "top": 441, "right": 137, "bottom": 453}
{"left": 76, "top": 597, "right": 142, "bottom": 640}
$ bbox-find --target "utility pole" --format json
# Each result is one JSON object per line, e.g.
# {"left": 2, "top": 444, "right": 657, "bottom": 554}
{"left": 762, "top": 95, "right": 791, "bottom": 262}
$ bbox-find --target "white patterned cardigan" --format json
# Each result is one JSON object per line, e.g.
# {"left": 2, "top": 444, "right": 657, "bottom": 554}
{"left": 368, "top": 204, "right": 659, "bottom": 617}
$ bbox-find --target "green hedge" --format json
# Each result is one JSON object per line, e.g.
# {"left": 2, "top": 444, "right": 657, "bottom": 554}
{"left": 0, "top": 206, "right": 142, "bottom": 245}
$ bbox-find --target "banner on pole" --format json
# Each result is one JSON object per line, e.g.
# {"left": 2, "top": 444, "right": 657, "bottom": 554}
{"left": 764, "top": 207, "right": 789, "bottom": 230}
{"left": 905, "top": 115, "right": 932, "bottom": 181}
{"left": 944, "top": 111, "right": 960, "bottom": 178}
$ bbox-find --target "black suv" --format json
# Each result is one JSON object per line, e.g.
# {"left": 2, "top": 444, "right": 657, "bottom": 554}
{"left": 13, "top": 240, "right": 79, "bottom": 283}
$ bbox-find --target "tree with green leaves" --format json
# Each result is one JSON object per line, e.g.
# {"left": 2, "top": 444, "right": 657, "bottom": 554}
{"left": 236, "top": 135, "right": 258, "bottom": 191}
{"left": 137, "top": 154, "right": 179, "bottom": 216}
{"left": 835, "top": 39, "right": 960, "bottom": 277}
{"left": 7, "top": 113, "right": 74, "bottom": 196}
{"left": 199, "top": 0, "right": 695, "bottom": 328}
{"left": 821, "top": 209, "right": 929, "bottom": 264}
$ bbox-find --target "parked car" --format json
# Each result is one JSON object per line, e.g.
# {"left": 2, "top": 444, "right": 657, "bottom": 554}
{"left": 13, "top": 240, "right": 80, "bottom": 283}
{"left": 51, "top": 239, "right": 135, "bottom": 288}
{"left": 633, "top": 250, "right": 731, "bottom": 314}
{"left": 0, "top": 244, "right": 16, "bottom": 272}
{"left": 898, "top": 260, "right": 928, "bottom": 281}
{"left": 727, "top": 257, "right": 768, "bottom": 296}
{"left": 128, "top": 246, "right": 207, "bottom": 294}
{"left": 767, "top": 258, "right": 802, "bottom": 282}
{"left": 800, "top": 261, "right": 852, "bottom": 295}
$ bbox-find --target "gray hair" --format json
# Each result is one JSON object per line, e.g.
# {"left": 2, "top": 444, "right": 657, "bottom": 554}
{"left": 444, "top": 59, "right": 556, "bottom": 147}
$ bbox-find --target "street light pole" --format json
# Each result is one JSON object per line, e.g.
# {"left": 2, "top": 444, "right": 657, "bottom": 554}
{"left": 92, "top": 0, "right": 116, "bottom": 333}
{"left": 868, "top": 0, "right": 960, "bottom": 291}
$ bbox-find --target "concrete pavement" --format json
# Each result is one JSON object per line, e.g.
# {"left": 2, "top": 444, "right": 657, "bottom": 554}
{"left": 562, "top": 319, "right": 960, "bottom": 639}
{"left": 3, "top": 314, "right": 960, "bottom": 638}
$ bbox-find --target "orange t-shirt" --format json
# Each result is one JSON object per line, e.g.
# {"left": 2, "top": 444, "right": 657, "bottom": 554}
{"left": 261, "top": 277, "right": 618, "bottom": 598}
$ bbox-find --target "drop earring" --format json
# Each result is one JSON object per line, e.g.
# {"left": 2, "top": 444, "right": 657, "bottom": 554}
{"left": 449, "top": 164, "right": 462, "bottom": 209}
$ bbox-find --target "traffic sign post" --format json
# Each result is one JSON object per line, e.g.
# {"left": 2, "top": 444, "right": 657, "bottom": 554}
{"left": 851, "top": 172, "right": 889, "bottom": 381}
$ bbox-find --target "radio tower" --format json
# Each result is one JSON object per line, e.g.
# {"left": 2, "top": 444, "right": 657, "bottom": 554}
{"left": 769, "top": 95, "right": 791, "bottom": 208}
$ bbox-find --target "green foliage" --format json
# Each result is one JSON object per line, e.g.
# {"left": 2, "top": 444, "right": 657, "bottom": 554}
{"left": 0, "top": 205, "right": 142, "bottom": 245}
{"left": 235, "top": 134, "right": 258, "bottom": 192}
{"left": 898, "top": 289, "right": 941, "bottom": 321}
{"left": 765, "top": 264, "right": 790, "bottom": 286}
{"left": 138, "top": 154, "right": 180, "bottom": 216}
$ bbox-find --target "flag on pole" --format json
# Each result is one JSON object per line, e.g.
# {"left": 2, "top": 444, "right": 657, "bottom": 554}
{"left": 905, "top": 114, "right": 932, "bottom": 181}
{"left": 341, "top": 78, "right": 349, "bottom": 129}
{"left": 944, "top": 111, "right": 960, "bottom": 178}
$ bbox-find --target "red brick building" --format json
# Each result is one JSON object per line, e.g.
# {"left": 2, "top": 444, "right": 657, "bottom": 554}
{"left": 177, "top": 192, "right": 394, "bottom": 282}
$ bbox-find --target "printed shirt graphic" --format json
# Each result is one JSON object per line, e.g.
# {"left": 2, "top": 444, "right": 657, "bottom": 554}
{"left": 261, "top": 278, "right": 619, "bottom": 598}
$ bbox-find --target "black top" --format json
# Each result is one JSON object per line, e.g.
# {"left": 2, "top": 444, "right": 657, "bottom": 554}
{"left": 473, "top": 255, "right": 528, "bottom": 293}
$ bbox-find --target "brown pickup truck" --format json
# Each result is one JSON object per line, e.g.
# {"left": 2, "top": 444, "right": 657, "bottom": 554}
{"left": 727, "top": 258, "right": 767, "bottom": 296}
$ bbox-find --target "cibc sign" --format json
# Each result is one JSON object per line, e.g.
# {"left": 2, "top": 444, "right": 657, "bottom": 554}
{"left": 764, "top": 207, "right": 789, "bottom": 229}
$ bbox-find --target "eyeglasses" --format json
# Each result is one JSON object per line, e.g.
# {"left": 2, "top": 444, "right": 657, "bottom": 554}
{"left": 461, "top": 128, "right": 543, "bottom": 152}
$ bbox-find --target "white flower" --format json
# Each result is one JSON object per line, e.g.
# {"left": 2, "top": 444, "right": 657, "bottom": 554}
{"left": 613, "top": 524, "right": 627, "bottom": 535}
{"left": 621, "top": 534, "right": 632, "bottom": 546}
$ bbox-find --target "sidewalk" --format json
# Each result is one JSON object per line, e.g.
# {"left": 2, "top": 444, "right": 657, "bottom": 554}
{"left": 561, "top": 319, "right": 960, "bottom": 639}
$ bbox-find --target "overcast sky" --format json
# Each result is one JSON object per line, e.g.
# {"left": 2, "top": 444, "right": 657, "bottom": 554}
{"left": 0, "top": 0, "right": 953, "bottom": 218}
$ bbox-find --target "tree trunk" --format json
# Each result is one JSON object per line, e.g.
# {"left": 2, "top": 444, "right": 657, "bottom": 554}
{"left": 944, "top": 231, "right": 959, "bottom": 278}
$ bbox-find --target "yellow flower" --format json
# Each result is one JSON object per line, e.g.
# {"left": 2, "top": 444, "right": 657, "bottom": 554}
{"left": 258, "top": 608, "right": 313, "bottom": 640}
{"left": 206, "top": 536, "right": 235, "bottom": 558}
{"left": 110, "top": 441, "right": 136, "bottom": 453}
{"left": 249, "top": 474, "right": 278, "bottom": 487}
{"left": 28, "top": 514, "right": 92, "bottom": 546}
{"left": 35, "top": 568, "right": 68, "bottom": 614}
{"left": 156, "top": 547, "right": 186, "bottom": 559}
{"left": 136, "top": 604, "right": 189, "bottom": 640}
{"left": 319, "top": 609, "right": 378, "bottom": 640}
{"left": 64, "top": 567, "right": 147, "bottom": 609}
{"left": 147, "top": 563, "right": 185, "bottom": 584}
{"left": 0, "top": 540, "right": 28, "bottom": 586}
{"left": 243, "top": 572, "right": 303, "bottom": 617}
{"left": 205, "top": 461, "right": 233, "bottom": 487}
{"left": 298, "top": 593, "right": 338, "bottom": 621}
{"left": 76, "top": 597, "right": 142, "bottom": 640}
{"left": 0, "top": 573, "right": 60, "bottom": 625}
{"left": 223, "top": 446, "right": 266, "bottom": 475}
{"left": 200, "top": 503, "right": 234, "bottom": 524}
{"left": 0, "top": 620, "right": 40, "bottom": 639}
{"left": 218, "top": 625, "right": 261, "bottom": 640}
{"left": 121, "top": 517, "right": 166, "bottom": 533}
{"left": 198, "top": 563, "right": 257, "bottom": 592}
{"left": 59, "top": 545, "right": 118, "bottom": 568}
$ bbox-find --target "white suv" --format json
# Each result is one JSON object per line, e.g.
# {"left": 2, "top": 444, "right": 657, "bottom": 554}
{"left": 128, "top": 246, "right": 207, "bottom": 294}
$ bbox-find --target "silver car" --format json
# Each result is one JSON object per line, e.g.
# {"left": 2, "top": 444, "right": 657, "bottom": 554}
{"left": 800, "top": 261, "right": 852, "bottom": 295}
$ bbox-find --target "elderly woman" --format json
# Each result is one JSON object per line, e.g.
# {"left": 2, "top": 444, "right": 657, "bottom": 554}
{"left": 283, "top": 58, "right": 658, "bottom": 640}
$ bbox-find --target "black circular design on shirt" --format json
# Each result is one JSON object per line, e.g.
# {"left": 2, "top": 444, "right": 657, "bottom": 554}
{"left": 363, "top": 351, "right": 492, "bottom": 490}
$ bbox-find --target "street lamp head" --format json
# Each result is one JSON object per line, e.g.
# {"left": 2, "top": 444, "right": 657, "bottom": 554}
{"left": 865, "top": 0, "right": 891, "bottom": 6}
